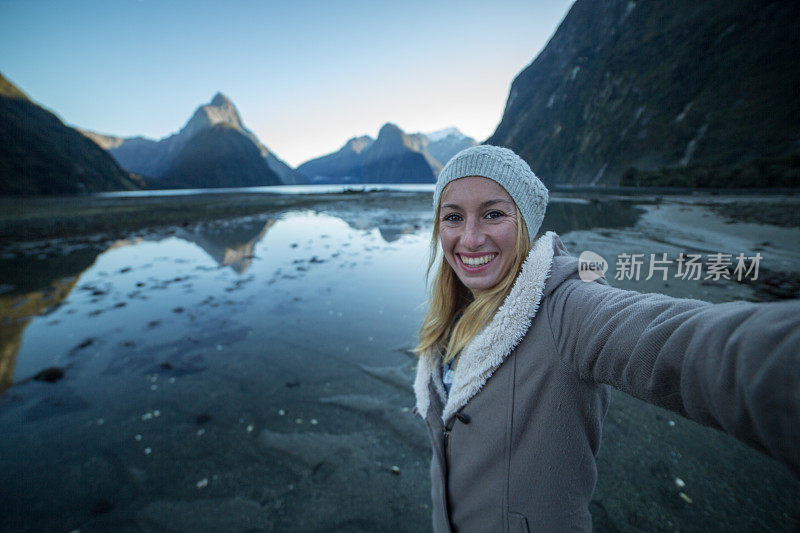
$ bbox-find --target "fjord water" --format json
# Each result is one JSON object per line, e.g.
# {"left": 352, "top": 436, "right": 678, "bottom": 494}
{"left": 0, "top": 191, "right": 797, "bottom": 531}
{"left": 1, "top": 199, "right": 437, "bottom": 531}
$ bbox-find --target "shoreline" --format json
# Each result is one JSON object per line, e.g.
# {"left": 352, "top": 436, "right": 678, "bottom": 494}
{"left": 0, "top": 190, "right": 431, "bottom": 242}
{"left": 5, "top": 190, "right": 799, "bottom": 243}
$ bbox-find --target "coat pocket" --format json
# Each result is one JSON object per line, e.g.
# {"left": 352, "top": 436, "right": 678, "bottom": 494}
{"left": 507, "top": 512, "right": 530, "bottom": 533}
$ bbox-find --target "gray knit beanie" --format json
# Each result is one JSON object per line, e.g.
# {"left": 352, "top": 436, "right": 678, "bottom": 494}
{"left": 433, "top": 145, "right": 549, "bottom": 244}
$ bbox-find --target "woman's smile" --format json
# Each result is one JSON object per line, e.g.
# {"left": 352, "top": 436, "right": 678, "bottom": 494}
{"left": 458, "top": 252, "right": 497, "bottom": 269}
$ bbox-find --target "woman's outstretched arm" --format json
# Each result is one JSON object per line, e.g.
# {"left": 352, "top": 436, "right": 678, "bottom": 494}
{"left": 547, "top": 279, "right": 800, "bottom": 477}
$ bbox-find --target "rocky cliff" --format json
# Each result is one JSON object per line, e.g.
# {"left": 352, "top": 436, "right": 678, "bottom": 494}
{"left": 0, "top": 73, "right": 143, "bottom": 195}
{"left": 487, "top": 0, "right": 800, "bottom": 186}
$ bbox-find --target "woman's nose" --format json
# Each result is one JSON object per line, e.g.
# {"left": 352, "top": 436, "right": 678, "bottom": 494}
{"left": 461, "top": 218, "right": 485, "bottom": 249}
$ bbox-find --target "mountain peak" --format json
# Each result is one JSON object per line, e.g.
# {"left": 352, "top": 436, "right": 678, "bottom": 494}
{"left": 425, "top": 127, "right": 464, "bottom": 142}
{"left": 210, "top": 92, "right": 233, "bottom": 108}
{"left": 180, "top": 93, "right": 243, "bottom": 139}
{"left": 378, "top": 122, "right": 403, "bottom": 136}
{"left": 422, "top": 127, "right": 478, "bottom": 166}
{"left": 375, "top": 123, "right": 407, "bottom": 147}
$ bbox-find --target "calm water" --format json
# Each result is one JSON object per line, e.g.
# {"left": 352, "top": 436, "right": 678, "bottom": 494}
{"left": 1, "top": 201, "right": 437, "bottom": 531}
{"left": 1, "top": 192, "right": 796, "bottom": 531}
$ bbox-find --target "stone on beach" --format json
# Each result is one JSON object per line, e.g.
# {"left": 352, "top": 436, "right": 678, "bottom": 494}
{"left": 32, "top": 366, "right": 65, "bottom": 383}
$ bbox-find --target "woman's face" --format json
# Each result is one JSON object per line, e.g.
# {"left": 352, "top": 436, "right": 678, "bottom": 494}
{"left": 439, "top": 176, "right": 518, "bottom": 293}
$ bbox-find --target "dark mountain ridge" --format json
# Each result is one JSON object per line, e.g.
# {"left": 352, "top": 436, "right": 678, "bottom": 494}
{"left": 296, "top": 136, "right": 374, "bottom": 183}
{"left": 487, "top": 0, "right": 800, "bottom": 186}
{"left": 297, "top": 125, "right": 475, "bottom": 184}
{"left": 84, "top": 93, "right": 299, "bottom": 187}
{"left": 0, "top": 73, "right": 143, "bottom": 195}
{"left": 161, "top": 123, "right": 280, "bottom": 188}
{"left": 361, "top": 123, "right": 441, "bottom": 183}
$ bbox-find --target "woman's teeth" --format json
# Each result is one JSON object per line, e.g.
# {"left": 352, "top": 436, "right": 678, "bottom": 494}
{"left": 460, "top": 254, "right": 496, "bottom": 267}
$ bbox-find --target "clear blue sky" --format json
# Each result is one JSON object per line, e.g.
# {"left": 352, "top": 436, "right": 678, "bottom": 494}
{"left": 0, "top": 0, "right": 574, "bottom": 167}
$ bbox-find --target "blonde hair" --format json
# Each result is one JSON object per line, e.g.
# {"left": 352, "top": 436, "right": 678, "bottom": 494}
{"left": 415, "top": 202, "right": 531, "bottom": 363}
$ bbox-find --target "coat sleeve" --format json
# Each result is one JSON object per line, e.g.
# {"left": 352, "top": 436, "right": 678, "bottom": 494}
{"left": 546, "top": 278, "right": 800, "bottom": 477}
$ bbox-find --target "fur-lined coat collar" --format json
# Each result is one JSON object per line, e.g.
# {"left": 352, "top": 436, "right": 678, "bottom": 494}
{"left": 414, "top": 231, "right": 556, "bottom": 423}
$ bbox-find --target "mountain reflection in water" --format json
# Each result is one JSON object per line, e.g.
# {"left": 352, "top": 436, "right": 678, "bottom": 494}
{"left": 177, "top": 218, "right": 276, "bottom": 274}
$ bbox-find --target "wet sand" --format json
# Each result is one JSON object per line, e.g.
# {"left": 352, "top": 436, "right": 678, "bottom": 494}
{"left": 0, "top": 190, "right": 432, "bottom": 242}
{"left": 0, "top": 191, "right": 798, "bottom": 532}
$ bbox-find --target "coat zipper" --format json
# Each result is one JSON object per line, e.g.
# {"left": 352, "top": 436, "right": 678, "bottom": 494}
{"left": 439, "top": 426, "right": 452, "bottom": 531}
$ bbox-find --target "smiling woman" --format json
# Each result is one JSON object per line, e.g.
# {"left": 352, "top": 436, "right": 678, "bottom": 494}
{"left": 413, "top": 145, "right": 800, "bottom": 532}
{"left": 438, "top": 177, "right": 519, "bottom": 292}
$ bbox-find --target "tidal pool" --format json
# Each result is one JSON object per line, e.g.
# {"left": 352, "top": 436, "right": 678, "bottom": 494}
{"left": 0, "top": 192, "right": 797, "bottom": 531}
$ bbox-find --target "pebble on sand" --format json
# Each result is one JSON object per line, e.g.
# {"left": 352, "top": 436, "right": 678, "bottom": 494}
{"left": 33, "top": 367, "right": 66, "bottom": 383}
{"left": 679, "top": 492, "right": 693, "bottom": 504}
{"left": 675, "top": 477, "right": 686, "bottom": 488}
{"left": 196, "top": 478, "right": 208, "bottom": 489}
{"left": 391, "top": 465, "right": 401, "bottom": 475}
{"left": 278, "top": 409, "right": 285, "bottom": 416}
{"left": 144, "top": 447, "right": 152, "bottom": 455}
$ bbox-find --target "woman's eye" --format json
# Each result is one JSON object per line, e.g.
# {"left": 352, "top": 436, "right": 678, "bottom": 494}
{"left": 485, "top": 210, "right": 504, "bottom": 219}
{"left": 443, "top": 213, "right": 462, "bottom": 222}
